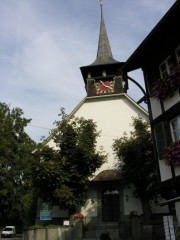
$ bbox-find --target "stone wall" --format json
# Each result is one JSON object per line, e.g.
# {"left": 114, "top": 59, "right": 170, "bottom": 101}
{"left": 23, "top": 221, "right": 82, "bottom": 240}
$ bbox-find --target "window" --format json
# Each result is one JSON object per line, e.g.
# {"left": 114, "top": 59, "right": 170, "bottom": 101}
{"left": 154, "top": 122, "right": 167, "bottom": 160}
{"left": 170, "top": 116, "right": 180, "bottom": 142}
{"left": 159, "top": 56, "right": 173, "bottom": 78}
{"left": 175, "top": 46, "right": 180, "bottom": 62}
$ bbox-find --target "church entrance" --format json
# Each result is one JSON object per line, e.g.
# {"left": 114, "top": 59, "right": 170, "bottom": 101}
{"left": 102, "top": 189, "right": 119, "bottom": 222}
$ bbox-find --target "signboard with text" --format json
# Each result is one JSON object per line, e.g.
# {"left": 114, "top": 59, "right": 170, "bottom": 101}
{"left": 40, "top": 202, "right": 52, "bottom": 220}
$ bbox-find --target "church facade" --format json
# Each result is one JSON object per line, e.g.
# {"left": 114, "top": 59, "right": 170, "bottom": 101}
{"left": 36, "top": 2, "right": 168, "bottom": 238}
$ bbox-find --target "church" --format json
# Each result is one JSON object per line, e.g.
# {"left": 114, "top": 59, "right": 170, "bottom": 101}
{"left": 36, "top": 2, "right": 168, "bottom": 239}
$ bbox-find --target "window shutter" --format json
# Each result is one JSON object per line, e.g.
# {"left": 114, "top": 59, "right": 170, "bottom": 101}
{"left": 154, "top": 122, "right": 167, "bottom": 160}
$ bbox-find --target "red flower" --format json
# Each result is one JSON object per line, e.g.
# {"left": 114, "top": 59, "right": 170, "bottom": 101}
{"left": 152, "top": 61, "right": 180, "bottom": 100}
{"left": 164, "top": 140, "right": 180, "bottom": 166}
{"left": 71, "top": 213, "right": 84, "bottom": 219}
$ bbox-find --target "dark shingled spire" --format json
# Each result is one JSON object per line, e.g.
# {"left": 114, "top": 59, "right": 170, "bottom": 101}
{"left": 90, "top": 2, "right": 119, "bottom": 65}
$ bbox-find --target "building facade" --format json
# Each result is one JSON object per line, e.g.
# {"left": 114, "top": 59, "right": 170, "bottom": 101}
{"left": 37, "top": 2, "right": 169, "bottom": 239}
{"left": 123, "top": 0, "right": 180, "bottom": 228}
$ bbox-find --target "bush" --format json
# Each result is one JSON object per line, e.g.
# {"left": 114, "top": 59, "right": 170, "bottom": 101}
{"left": 27, "top": 224, "right": 60, "bottom": 230}
{"left": 27, "top": 225, "right": 44, "bottom": 230}
{"left": 100, "top": 232, "right": 111, "bottom": 240}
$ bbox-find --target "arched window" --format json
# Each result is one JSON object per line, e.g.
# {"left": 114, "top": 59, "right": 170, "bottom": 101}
{"left": 102, "top": 189, "right": 119, "bottom": 222}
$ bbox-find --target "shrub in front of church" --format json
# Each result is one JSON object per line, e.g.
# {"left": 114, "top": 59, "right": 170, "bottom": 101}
{"left": 100, "top": 233, "right": 111, "bottom": 240}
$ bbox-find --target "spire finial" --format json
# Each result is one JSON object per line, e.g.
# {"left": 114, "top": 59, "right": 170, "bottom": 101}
{"left": 90, "top": 0, "right": 119, "bottom": 65}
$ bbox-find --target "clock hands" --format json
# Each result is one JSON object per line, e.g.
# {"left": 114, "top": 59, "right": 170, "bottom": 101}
{"left": 100, "top": 80, "right": 113, "bottom": 89}
{"left": 95, "top": 80, "right": 115, "bottom": 94}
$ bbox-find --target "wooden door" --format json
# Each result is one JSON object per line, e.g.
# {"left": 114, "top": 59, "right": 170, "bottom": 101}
{"left": 102, "top": 189, "right": 119, "bottom": 222}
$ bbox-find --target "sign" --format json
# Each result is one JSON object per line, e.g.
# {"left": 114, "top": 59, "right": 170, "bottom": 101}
{"left": 40, "top": 202, "right": 52, "bottom": 220}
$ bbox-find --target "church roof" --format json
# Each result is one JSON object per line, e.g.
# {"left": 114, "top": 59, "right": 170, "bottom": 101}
{"left": 80, "top": 2, "right": 122, "bottom": 83}
{"left": 122, "top": 0, "right": 180, "bottom": 72}
{"left": 90, "top": 3, "right": 119, "bottom": 66}
{"left": 92, "top": 169, "right": 121, "bottom": 181}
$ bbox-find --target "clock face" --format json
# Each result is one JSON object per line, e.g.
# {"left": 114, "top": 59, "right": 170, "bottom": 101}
{"left": 95, "top": 80, "right": 115, "bottom": 95}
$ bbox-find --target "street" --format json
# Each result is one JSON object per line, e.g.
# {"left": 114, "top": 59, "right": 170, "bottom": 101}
{"left": 1, "top": 235, "right": 22, "bottom": 240}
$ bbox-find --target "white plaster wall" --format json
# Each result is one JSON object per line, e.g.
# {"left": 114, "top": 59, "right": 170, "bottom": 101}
{"left": 175, "top": 166, "right": 180, "bottom": 177}
{"left": 159, "top": 159, "right": 172, "bottom": 181}
{"left": 124, "top": 187, "right": 169, "bottom": 215}
{"left": 150, "top": 201, "right": 169, "bottom": 214}
{"left": 175, "top": 201, "right": 180, "bottom": 227}
{"left": 73, "top": 96, "right": 148, "bottom": 175}
{"left": 163, "top": 90, "right": 180, "bottom": 111}
{"left": 150, "top": 97, "right": 162, "bottom": 120}
{"left": 44, "top": 94, "right": 153, "bottom": 217}
{"left": 47, "top": 138, "right": 58, "bottom": 149}
{"left": 46, "top": 96, "right": 148, "bottom": 160}
{"left": 123, "top": 186, "right": 142, "bottom": 215}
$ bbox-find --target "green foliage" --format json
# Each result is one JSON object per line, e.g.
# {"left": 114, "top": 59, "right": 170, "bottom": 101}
{"left": 100, "top": 233, "right": 111, "bottom": 240}
{"left": 27, "top": 224, "right": 60, "bottom": 230}
{"left": 0, "top": 102, "right": 36, "bottom": 227}
{"left": 27, "top": 225, "right": 45, "bottom": 230}
{"left": 113, "top": 116, "right": 157, "bottom": 202}
{"left": 32, "top": 108, "right": 106, "bottom": 212}
{"left": 22, "top": 190, "right": 38, "bottom": 227}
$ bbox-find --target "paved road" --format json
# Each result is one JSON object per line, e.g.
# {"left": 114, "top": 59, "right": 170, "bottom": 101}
{"left": 1, "top": 234, "right": 22, "bottom": 240}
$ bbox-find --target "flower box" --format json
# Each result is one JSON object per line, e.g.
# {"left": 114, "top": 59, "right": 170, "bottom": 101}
{"left": 71, "top": 213, "right": 84, "bottom": 220}
{"left": 164, "top": 140, "right": 180, "bottom": 167}
{"left": 70, "top": 213, "right": 85, "bottom": 227}
{"left": 152, "top": 62, "right": 180, "bottom": 100}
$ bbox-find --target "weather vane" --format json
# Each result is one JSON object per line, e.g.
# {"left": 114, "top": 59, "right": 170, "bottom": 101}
{"left": 99, "top": 0, "right": 103, "bottom": 7}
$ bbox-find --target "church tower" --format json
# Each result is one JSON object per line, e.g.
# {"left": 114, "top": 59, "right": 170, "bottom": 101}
{"left": 80, "top": 2, "right": 128, "bottom": 97}
{"left": 42, "top": 1, "right": 155, "bottom": 236}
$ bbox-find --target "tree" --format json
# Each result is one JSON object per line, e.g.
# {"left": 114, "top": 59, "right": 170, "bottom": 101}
{"left": 113, "top": 116, "right": 157, "bottom": 221}
{"left": 32, "top": 108, "right": 106, "bottom": 213}
{"left": 0, "top": 102, "right": 36, "bottom": 227}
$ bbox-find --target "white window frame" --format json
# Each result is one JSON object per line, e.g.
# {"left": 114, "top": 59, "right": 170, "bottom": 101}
{"left": 170, "top": 116, "right": 180, "bottom": 142}
{"left": 175, "top": 45, "right": 180, "bottom": 62}
{"left": 159, "top": 56, "right": 173, "bottom": 78}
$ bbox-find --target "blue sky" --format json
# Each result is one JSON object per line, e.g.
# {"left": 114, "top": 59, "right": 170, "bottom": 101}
{"left": 0, "top": 0, "right": 175, "bottom": 143}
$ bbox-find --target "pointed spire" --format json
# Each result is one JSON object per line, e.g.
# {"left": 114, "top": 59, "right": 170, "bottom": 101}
{"left": 90, "top": 1, "right": 119, "bottom": 65}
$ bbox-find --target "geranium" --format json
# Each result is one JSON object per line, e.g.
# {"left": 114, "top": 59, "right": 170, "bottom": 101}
{"left": 71, "top": 213, "right": 85, "bottom": 220}
{"left": 164, "top": 140, "right": 180, "bottom": 166}
{"left": 152, "top": 61, "right": 180, "bottom": 100}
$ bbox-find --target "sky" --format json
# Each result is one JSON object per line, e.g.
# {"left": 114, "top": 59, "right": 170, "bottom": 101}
{"left": 0, "top": 0, "right": 175, "bottom": 143}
